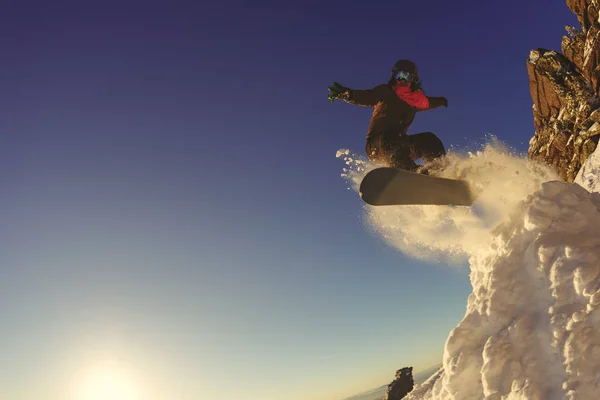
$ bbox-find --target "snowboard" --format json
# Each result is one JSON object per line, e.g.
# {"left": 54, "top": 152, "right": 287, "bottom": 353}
{"left": 359, "top": 167, "right": 475, "bottom": 206}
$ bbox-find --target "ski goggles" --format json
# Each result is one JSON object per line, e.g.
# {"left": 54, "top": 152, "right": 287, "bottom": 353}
{"left": 395, "top": 70, "right": 414, "bottom": 81}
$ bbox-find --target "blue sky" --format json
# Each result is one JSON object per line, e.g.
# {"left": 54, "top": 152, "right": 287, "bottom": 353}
{"left": 0, "top": 1, "right": 578, "bottom": 399}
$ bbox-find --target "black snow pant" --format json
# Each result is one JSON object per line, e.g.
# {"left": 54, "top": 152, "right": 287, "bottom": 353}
{"left": 365, "top": 131, "right": 446, "bottom": 171}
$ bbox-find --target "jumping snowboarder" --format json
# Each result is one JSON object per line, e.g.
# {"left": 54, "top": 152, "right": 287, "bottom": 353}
{"left": 328, "top": 60, "right": 448, "bottom": 173}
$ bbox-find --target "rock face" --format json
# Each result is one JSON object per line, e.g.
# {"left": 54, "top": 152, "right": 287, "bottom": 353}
{"left": 527, "top": 0, "right": 600, "bottom": 182}
{"left": 383, "top": 367, "right": 414, "bottom": 400}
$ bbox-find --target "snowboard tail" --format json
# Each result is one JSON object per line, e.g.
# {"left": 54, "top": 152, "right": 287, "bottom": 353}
{"left": 359, "top": 167, "right": 474, "bottom": 206}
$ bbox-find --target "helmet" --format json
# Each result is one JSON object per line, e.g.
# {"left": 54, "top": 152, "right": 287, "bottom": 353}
{"left": 391, "top": 59, "right": 418, "bottom": 82}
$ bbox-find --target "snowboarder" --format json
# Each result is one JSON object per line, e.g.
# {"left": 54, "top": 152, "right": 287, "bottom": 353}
{"left": 328, "top": 60, "right": 448, "bottom": 173}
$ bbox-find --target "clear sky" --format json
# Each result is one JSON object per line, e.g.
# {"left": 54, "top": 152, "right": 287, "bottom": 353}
{"left": 0, "top": 1, "right": 578, "bottom": 400}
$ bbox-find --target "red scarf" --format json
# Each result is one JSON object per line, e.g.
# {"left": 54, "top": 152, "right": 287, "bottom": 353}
{"left": 393, "top": 84, "right": 429, "bottom": 110}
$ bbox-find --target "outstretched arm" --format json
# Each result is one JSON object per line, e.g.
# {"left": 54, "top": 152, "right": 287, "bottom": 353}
{"left": 328, "top": 82, "right": 385, "bottom": 107}
{"left": 423, "top": 96, "right": 448, "bottom": 110}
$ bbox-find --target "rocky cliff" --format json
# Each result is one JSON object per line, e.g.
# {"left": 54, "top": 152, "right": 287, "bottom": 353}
{"left": 527, "top": 0, "right": 600, "bottom": 182}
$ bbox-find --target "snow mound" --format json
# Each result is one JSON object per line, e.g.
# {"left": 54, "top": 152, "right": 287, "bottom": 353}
{"left": 406, "top": 180, "right": 600, "bottom": 399}
{"left": 338, "top": 140, "right": 600, "bottom": 399}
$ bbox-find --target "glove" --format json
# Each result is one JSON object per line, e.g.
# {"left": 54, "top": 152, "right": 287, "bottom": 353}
{"left": 328, "top": 82, "right": 351, "bottom": 103}
{"left": 441, "top": 97, "right": 448, "bottom": 107}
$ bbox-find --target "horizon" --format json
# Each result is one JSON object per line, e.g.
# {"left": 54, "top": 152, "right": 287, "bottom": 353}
{"left": 344, "top": 363, "right": 442, "bottom": 400}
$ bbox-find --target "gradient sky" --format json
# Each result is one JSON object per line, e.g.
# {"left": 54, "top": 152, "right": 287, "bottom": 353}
{"left": 1, "top": 1, "right": 579, "bottom": 400}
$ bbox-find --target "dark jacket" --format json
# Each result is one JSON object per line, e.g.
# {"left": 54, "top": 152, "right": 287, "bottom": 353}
{"left": 340, "top": 84, "right": 447, "bottom": 139}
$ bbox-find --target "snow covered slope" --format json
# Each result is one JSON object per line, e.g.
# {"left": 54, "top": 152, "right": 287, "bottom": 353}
{"left": 407, "top": 180, "right": 600, "bottom": 399}
{"left": 339, "top": 142, "right": 600, "bottom": 399}
{"left": 575, "top": 145, "right": 600, "bottom": 194}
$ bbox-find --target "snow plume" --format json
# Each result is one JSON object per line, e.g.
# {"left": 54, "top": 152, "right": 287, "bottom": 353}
{"left": 338, "top": 140, "right": 600, "bottom": 399}
{"left": 337, "top": 139, "right": 559, "bottom": 264}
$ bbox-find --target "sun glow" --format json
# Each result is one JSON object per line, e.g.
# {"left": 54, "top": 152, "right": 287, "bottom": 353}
{"left": 72, "top": 362, "right": 143, "bottom": 400}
